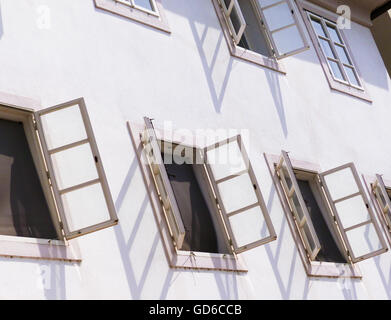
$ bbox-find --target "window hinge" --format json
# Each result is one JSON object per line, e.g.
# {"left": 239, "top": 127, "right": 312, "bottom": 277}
{"left": 46, "top": 170, "right": 50, "bottom": 180}
{"left": 215, "top": 197, "right": 219, "bottom": 205}
{"left": 59, "top": 221, "right": 64, "bottom": 230}
{"left": 33, "top": 121, "right": 38, "bottom": 131}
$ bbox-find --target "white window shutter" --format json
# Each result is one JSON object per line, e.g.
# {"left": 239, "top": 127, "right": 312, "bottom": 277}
{"left": 319, "top": 163, "right": 387, "bottom": 263}
{"left": 34, "top": 98, "right": 118, "bottom": 239}
{"left": 204, "top": 135, "right": 276, "bottom": 254}
{"left": 276, "top": 151, "right": 321, "bottom": 260}
{"left": 141, "top": 117, "right": 186, "bottom": 249}
{"left": 255, "top": 0, "right": 309, "bottom": 58}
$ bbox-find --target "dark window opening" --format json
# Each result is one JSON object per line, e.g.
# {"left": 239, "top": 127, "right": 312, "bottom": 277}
{"left": 295, "top": 176, "right": 347, "bottom": 263}
{"left": 0, "top": 119, "right": 58, "bottom": 239}
{"left": 224, "top": 0, "right": 272, "bottom": 57}
{"left": 163, "top": 153, "right": 230, "bottom": 254}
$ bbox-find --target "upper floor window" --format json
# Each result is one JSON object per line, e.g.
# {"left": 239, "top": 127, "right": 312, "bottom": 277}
{"left": 296, "top": 0, "right": 370, "bottom": 102}
{"left": 213, "top": 0, "right": 309, "bottom": 72}
{"left": 94, "top": 0, "right": 170, "bottom": 33}
{"left": 134, "top": 117, "right": 277, "bottom": 271}
{"left": 308, "top": 13, "right": 362, "bottom": 88}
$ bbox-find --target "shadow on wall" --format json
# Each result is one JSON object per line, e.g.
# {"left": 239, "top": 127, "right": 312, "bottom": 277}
{"left": 163, "top": 0, "right": 289, "bottom": 136}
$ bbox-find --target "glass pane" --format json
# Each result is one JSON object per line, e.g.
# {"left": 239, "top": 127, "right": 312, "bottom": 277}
{"left": 322, "top": 168, "right": 359, "bottom": 201}
{"left": 326, "top": 24, "right": 342, "bottom": 44}
{"left": 310, "top": 18, "right": 326, "bottom": 37}
{"left": 335, "top": 45, "right": 351, "bottom": 65}
{"left": 334, "top": 195, "right": 370, "bottom": 229}
{"left": 344, "top": 66, "right": 361, "bottom": 87}
{"left": 257, "top": 0, "right": 281, "bottom": 8}
{"left": 206, "top": 141, "right": 247, "bottom": 181}
{"left": 228, "top": 206, "right": 269, "bottom": 248}
{"left": 40, "top": 105, "right": 87, "bottom": 150}
{"left": 319, "top": 39, "right": 335, "bottom": 58}
{"left": 263, "top": 2, "right": 294, "bottom": 31}
{"left": 134, "top": 0, "right": 154, "bottom": 11}
{"left": 217, "top": 173, "right": 258, "bottom": 214}
{"left": 272, "top": 25, "right": 304, "bottom": 55}
{"left": 328, "top": 60, "right": 345, "bottom": 81}
{"left": 51, "top": 143, "right": 99, "bottom": 190}
{"left": 346, "top": 224, "right": 382, "bottom": 258}
{"left": 62, "top": 183, "right": 110, "bottom": 232}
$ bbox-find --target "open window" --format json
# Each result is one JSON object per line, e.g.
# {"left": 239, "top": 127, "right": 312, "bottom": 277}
{"left": 0, "top": 97, "right": 116, "bottom": 261}
{"left": 94, "top": 0, "right": 170, "bottom": 33}
{"left": 213, "top": 0, "right": 309, "bottom": 70}
{"left": 140, "top": 118, "right": 276, "bottom": 260}
{"left": 268, "top": 151, "right": 387, "bottom": 276}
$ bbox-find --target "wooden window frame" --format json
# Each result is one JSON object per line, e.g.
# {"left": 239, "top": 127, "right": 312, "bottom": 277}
{"left": 264, "top": 153, "right": 363, "bottom": 278}
{"left": 364, "top": 174, "right": 391, "bottom": 248}
{"left": 296, "top": 0, "right": 371, "bottom": 102}
{"left": 0, "top": 91, "right": 81, "bottom": 263}
{"left": 94, "top": 0, "right": 170, "bottom": 33}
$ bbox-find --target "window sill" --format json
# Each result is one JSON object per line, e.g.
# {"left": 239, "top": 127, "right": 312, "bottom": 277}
{"left": 308, "top": 261, "right": 362, "bottom": 279}
{"left": 94, "top": 0, "right": 171, "bottom": 33}
{"left": 128, "top": 121, "right": 248, "bottom": 273}
{"left": 0, "top": 235, "right": 82, "bottom": 263}
{"left": 211, "top": 0, "right": 286, "bottom": 74}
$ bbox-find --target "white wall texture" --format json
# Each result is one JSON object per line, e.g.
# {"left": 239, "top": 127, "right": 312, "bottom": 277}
{"left": 0, "top": 0, "right": 390, "bottom": 299}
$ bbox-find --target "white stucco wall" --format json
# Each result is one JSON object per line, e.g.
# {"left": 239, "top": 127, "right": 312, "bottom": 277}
{"left": 0, "top": 0, "right": 390, "bottom": 299}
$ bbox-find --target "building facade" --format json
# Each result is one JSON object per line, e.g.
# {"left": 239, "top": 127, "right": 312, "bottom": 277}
{"left": 0, "top": 0, "right": 390, "bottom": 299}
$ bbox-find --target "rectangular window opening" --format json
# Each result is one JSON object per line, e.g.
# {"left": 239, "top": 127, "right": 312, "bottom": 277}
{"left": 161, "top": 142, "right": 231, "bottom": 254}
{"left": 0, "top": 118, "right": 60, "bottom": 240}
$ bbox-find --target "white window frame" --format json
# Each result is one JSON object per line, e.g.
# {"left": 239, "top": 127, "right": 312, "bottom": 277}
{"left": 212, "top": 0, "right": 309, "bottom": 73}
{"left": 264, "top": 152, "right": 388, "bottom": 278}
{"left": 128, "top": 120, "right": 277, "bottom": 271}
{"left": 0, "top": 91, "right": 83, "bottom": 262}
{"left": 296, "top": 0, "right": 371, "bottom": 102}
{"left": 94, "top": 0, "right": 170, "bottom": 33}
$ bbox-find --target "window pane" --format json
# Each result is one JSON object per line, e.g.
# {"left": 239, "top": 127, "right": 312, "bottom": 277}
{"left": 229, "top": 206, "right": 269, "bottom": 248}
{"left": 310, "top": 18, "right": 326, "bottom": 37}
{"left": 322, "top": 167, "right": 359, "bottom": 200}
{"left": 344, "top": 66, "right": 361, "bottom": 87}
{"left": 334, "top": 195, "right": 370, "bottom": 230}
{"left": 217, "top": 173, "right": 258, "bottom": 214}
{"left": 320, "top": 38, "right": 335, "bottom": 58}
{"left": 262, "top": 2, "right": 294, "bottom": 31}
{"left": 328, "top": 60, "right": 345, "bottom": 81}
{"left": 326, "top": 24, "right": 342, "bottom": 44}
{"left": 346, "top": 224, "right": 383, "bottom": 258}
{"left": 134, "top": 0, "right": 154, "bottom": 11}
{"left": 335, "top": 44, "right": 351, "bottom": 65}
{"left": 257, "top": 0, "right": 281, "bottom": 8}
{"left": 272, "top": 25, "right": 304, "bottom": 56}
{"left": 39, "top": 104, "right": 88, "bottom": 150}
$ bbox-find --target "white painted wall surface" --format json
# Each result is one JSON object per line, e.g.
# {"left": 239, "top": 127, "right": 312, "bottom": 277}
{"left": 0, "top": 0, "right": 390, "bottom": 299}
